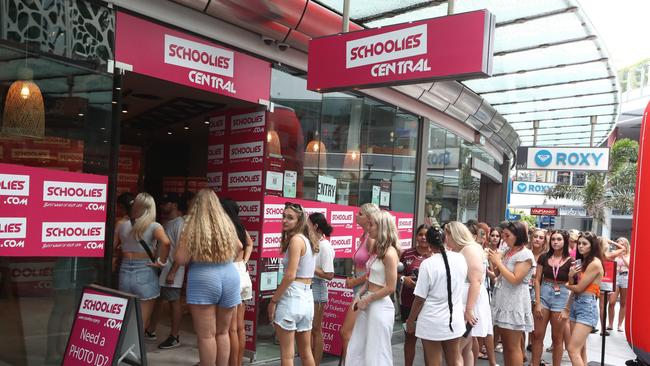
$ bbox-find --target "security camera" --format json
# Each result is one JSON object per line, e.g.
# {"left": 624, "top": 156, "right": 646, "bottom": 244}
{"left": 261, "top": 36, "right": 275, "bottom": 46}
{"left": 277, "top": 42, "right": 290, "bottom": 51}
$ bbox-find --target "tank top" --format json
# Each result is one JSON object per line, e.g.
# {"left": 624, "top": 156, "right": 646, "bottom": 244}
{"left": 367, "top": 254, "right": 386, "bottom": 286}
{"left": 282, "top": 234, "right": 315, "bottom": 278}
{"left": 354, "top": 234, "right": 370, "bottom": 269}
{"left": 616, "top": 256, "right": 628, "bottom": 273}
{"left": 118, "top": 220, "right": 162, "bottom": 253}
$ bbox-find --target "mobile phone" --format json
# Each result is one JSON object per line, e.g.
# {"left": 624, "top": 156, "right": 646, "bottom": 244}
{"left": 574, "top": 259, "right": 582, "bottom": 268}
{"left": 462, "top": 322, "right": 473, "bottom": 338}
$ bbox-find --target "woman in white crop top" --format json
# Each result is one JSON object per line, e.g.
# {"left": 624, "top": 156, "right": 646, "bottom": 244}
{"left": 268, "top": 202, "right": 319, "bottom": 366}
{"left": 346, "top": 210, "right": 400, "bottom": 366}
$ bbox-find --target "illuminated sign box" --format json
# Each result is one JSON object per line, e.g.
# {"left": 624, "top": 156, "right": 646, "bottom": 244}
{"left": 516, "top": 146, "right": 610, "bottom": 172}
{"left": 530, "top": 207, "right": 558, "bottom": 216}
{"left": 307, "top": 10, "right": 495, "bottom": 92}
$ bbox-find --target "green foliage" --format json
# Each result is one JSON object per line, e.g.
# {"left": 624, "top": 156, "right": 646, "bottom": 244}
{"left": 512, "top": 209, "right": 536, "bottom": 228}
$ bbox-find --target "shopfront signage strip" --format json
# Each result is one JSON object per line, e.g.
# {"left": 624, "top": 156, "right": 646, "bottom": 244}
{"left": 512, "top": 180, "right": 556, "bottom": 195}
{"left": 307, "top": 10, "right": 494, "bottom": 92}
{"left": 530, "top": 207, "right": 558, "bottom": 216}
{"left": 519, "top": 147, "right": 610, "bottom": 172}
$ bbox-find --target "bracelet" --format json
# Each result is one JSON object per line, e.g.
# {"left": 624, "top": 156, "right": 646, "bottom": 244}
{"left": 156, "top": 257, "right": 168, "bottom": 266}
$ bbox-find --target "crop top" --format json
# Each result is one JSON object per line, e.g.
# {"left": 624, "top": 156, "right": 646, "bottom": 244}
{"left": 367, "top": 254, "right": 386, "bottom": 286}
{"left": 616, "top": 256, "right": 629, "bottom": 273}
{"left": 353, "top": 234, "right": 370, "bottom": 269}
{"left": 118, "top": 220, "right": 162, "bottom": 253}
{"left": 538, "top": 254, "right": 573, "bottom": 282}
{"left": 282, "top": 234, "right": 316, "bottom": 278}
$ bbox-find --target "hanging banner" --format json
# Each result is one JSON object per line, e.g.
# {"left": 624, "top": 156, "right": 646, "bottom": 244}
{"left": 321, "top": 277, "right": 354, "bottom": 356}
{"left": 307, "top": 10, "right": 494, "bottom": 92}
{"left": 0, "top": 163, "right": 107, "bottom": 257}
{"left": 516, "top": 146, "right": 610, "bottom": 172}
{"left": 115, "top": 12, "right": 271, "bottom": 104}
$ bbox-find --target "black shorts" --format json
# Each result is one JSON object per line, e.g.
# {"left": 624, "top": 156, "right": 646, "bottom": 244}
{"left": 160, "top": 286, "right": 181, "bottom": 301}
{"left": 400, "top": 305, "right": 412, "bottom": 322}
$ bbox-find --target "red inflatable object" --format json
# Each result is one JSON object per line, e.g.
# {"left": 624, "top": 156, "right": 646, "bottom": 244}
{"left": 628, "top": 100, "right": 650, "bottom": 362}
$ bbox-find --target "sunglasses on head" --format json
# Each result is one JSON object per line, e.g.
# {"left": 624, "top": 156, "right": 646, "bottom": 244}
{"left": 285, "top": 202, "right": 303, "bottom": 212}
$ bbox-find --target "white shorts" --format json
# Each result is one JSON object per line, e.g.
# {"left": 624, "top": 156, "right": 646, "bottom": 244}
{"left": 235, "top": 261, "right": 253, "bottom": 301}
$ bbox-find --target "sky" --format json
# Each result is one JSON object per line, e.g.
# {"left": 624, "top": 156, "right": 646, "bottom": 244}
{"left": 578, "top": 0, "right": 650, "bottom": 70}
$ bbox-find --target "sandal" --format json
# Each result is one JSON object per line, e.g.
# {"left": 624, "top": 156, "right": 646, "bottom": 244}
{"left": 495, "top": 344, "right": 503, "bottom": 353}
{"left": 478, "top": 352, "right": 488, "bottom": 360}
{"left": 619, "top": 328, "right": 624, "bottom": 332}
{"left": 607, "top": 326, "right": 614, "bottom": 330}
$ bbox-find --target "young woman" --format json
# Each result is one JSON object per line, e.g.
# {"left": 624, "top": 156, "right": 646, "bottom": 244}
{"left": 568, "top": 230, "right": 580, "bottom": 259}
{"left": 174, "top": 189, "right": 241, "bottom": 366}
{"left": 221, "top": 198, "right": 254, "bottom": 366}
{"left": 608, "top": 237, "right": 630, "bottom": 332}
{"left": 527, "top": 229, "right": 545, "bottom": 354}
{"left": 308, "top": 212, "right": 335, "bottom": 366}
{"left": 116, "top": 192, "right": 171, "bottom": 333}
{"left": 564, "top": 232, "right": 604, "bottom": 366}
{"left": 339, "top": 203, "right": 379, "bottom": 365}
{"left": 346, "top": 210, "right": 400, "bottom": 365}
{"left": 268, "top": 202, "right": 319, "bottom": 366}
{"left": 400, "top": 224, "right": 432, "bottom": 366}
{"left": 488, "top": 221, "right": 535, "bottom": 366}
{"left": 446, "top": 222, "right": 494, "bottom": 366}
{"left": 597, "top": 237, "right": 626, "bottom": 335}
{"left": 405, "top": 226, "right": 467, "bottom": 366}
{"left": 531, "top": 230, "right": 573, "bottom": 366}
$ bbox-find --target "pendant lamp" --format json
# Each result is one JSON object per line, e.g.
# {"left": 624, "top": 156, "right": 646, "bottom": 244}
{"left": 266, "top": 130, "right": 281, "bottom": 156}
{"left": 304, "top": 138, "right": 327, "bottom": 170}
{"left": 2, "top": 67, "right": 44, "bottom": 138}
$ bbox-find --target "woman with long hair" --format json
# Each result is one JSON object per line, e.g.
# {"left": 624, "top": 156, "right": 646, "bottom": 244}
{"left": 487, "top": 221, "right": 535, "bottom": 366}
{"left": 527, "top": 228, "right": 546, "bottom": 354}
{"left": 268, "top": 202, "right": 319, "bottom": 366}
{"left": 400, "top": 224, "right": 432, "bottom": 366}
{"left": 116, "top": 192, "right": 171, "bottom": 332}
{"left": 346, "top": 210, "right": 400, "bottom": 365}
{"left": 564, "top": 232, "right": 604, "bottom": 366}
{"left": 174, "top": 189, "right": 241, "bottom": 366}
{"left": 405, "top": 226, "right": 467, "bottom": 366}
{"left": 339, "top": 203, "right": 379, "bottom": 365}
{"left": 308, "top": 212, "right": 335, "bottom": 366}
{"left": 531, "top": 230, "right": 573, "bottom": 366}
{"left": 445, "top": 222, "right": 494, "bottom": 366}
{"left": 220, "top": 198, "right": 254, "bottom": 366}
{"left": 608, "top": 237, "right": 630, "bottom": 332}
{"left": 597, "top": 236, "right": 626, "bottom": 335}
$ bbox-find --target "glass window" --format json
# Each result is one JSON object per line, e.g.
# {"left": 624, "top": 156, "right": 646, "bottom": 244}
{"left": 572, "top": 171, "right": 586, "bottom": 187}
{"left": 557, "top": 171, "right": 571, "bottom": 185}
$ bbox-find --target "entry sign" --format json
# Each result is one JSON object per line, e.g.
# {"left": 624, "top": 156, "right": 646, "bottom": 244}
{"left": 530, "top": 207, "right": 558, "bottom": 216}
{"left": 63, "top": 285, "right": 146, "bottom": 366}
{"left": 307, "top": 10, "right": 495, "bottom": 92}
{"left": 317, "top": 175, "right": 337, "bottom": 203}
{"left": 517, "top": 146, "right": 610, "bottom": 172}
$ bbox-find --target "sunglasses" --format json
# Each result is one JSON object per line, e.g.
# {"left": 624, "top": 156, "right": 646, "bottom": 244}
{"left": 285, "top": 202, "right": 303, "bottom": 212}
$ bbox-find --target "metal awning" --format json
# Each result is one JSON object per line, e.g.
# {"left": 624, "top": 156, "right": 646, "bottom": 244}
{"left": 317, "top": 0, "right": 619, "bottom": 147}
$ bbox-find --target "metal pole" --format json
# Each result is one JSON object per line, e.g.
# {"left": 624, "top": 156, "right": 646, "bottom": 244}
{"left": 447, "top": 0, "right": 455, "bottom": 15}
{"left": 590, "top": 115, "right": 597, "bottom": 147}
{"left": 342, "top": 0, "right": 351, "bottom": 32}
{"left": 533, "top": 120, "right": 539, "bottom": 147}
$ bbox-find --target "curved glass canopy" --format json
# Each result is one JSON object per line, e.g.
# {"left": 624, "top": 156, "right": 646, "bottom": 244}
{"left": 317, "top": 0, "right": 619, "bottom": 147}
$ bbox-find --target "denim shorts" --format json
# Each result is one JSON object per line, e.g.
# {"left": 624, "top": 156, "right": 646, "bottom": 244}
{"left": 312, "top": 278, "right": 328, "bottom": 303}
{"left": 617, "top": 272, "right": 629, "bottom": 289}
{"left": 187, "top": 261, "right": 241, "bottom": 308}
{"left": 353, "top": 271, "right": 366, "bottom": 296}
{"left": 275, "top": 282, "right": 314, "bottom": 332}
{"left": 119, "top": 259, "right": 160, "bottom": 300}
{"left": 540, "top": 281, "right": 571, "bottom": 312}
{"left": 569, "top": 293, "right": 599, "bottom": 328}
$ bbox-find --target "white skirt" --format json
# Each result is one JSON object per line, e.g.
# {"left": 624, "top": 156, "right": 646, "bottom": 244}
{"left": 346, "top": 294, "right": 394, "bottom": 366}
{"left": 464, "top": 284, "right": 493, "bottom": 337}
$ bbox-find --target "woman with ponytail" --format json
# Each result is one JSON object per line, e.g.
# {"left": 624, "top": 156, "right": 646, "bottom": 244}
{"left": 405, "top": 227, "right": 467, "bottom": 366}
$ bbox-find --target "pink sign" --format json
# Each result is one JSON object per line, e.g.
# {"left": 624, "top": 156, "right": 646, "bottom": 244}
{"left": 261, "top": 195, "right": 415, "bottom": 258}
{"left": 0, "top": 163, "right": 108, "bottom": 257}
{"left": 322, "top": 277, "right": 354, "bottom": 356}
{"left": 63, "top": 288, "right": 128, "bottom": 366}
{"left": 307, "top": 10, "right": 494, "bottom": 92}
{"left": 115, "top": 12, "right": 271, "bottom": 104}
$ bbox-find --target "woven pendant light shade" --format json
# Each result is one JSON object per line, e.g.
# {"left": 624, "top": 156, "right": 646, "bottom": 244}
{"left": 3, "top": 77, "right": 45, "bottom": 138}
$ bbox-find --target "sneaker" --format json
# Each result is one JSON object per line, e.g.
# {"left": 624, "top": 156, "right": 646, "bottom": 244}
{"left": 144, "top": 330, "right": 157, "bottom": 341}
{"left": 158, "top": 335, "right": 181, "bottom": 349}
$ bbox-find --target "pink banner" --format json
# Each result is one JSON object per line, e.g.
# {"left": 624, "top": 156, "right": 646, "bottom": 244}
{"left": 307, "top": 10, "right": 494, "bottom": 92}
{"left": 321, "top": 277, "right": 354, "bottom": 356}
{"left": 115, "top": 12, "right": 271, "bottom": 104}
{"left": 0, "top": 163, "right": 108, "bottom": 257}
{"left": 261, "top": 195, "right": 415, "bottom": 258}
{"left": 62, "top": 288, "right": 128, "bottom": 366}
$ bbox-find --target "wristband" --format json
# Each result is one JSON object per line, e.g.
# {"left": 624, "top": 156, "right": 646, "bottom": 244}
{"left": 156, "top": 257, "right": 168, "bottom": 266}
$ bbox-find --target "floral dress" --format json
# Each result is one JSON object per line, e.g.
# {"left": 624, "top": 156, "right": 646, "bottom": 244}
{"left": 492, "top": 247, "right": 535, "bottom": 332}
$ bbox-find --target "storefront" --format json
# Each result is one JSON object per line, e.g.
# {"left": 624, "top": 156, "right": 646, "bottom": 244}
{"left": 0, "top": 1, "right": 511, "bottom": 364}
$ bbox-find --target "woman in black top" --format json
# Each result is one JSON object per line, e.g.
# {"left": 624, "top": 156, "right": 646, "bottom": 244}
{"left": 531, "top": 230, "right": 573, "bottom": 366}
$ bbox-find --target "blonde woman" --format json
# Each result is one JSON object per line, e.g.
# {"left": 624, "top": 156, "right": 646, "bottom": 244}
{"left": 346, "top": 210, "right": 400, "bottom": 365}
{"left": 445, "top": 222, "right": 493, "bottom": 366}
{"left": 174, "top": 189, "right": 241, "bottom": 366}
{"left": 267, "top": 202, "right": 319, "bottom": 366}
{"left": 115, "top": 192, "right": 170, "bottom": 333}
{"left": 608, "top": 237, "right": 630, "bottom": 332}
{"left": 339, "top": 203, "right": 379, "bottom": 365}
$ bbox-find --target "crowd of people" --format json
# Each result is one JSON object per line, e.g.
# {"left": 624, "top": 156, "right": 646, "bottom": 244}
{"left": 112, "top": 189, "right": 631, "bottom": 366}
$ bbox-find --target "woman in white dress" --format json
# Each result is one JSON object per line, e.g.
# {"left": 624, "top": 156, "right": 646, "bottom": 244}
{"left": 444, "top": 222, "right": 493, "bottom": 366}
{"left": 405, "top": 226, "right": 467, "bottom": 366}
